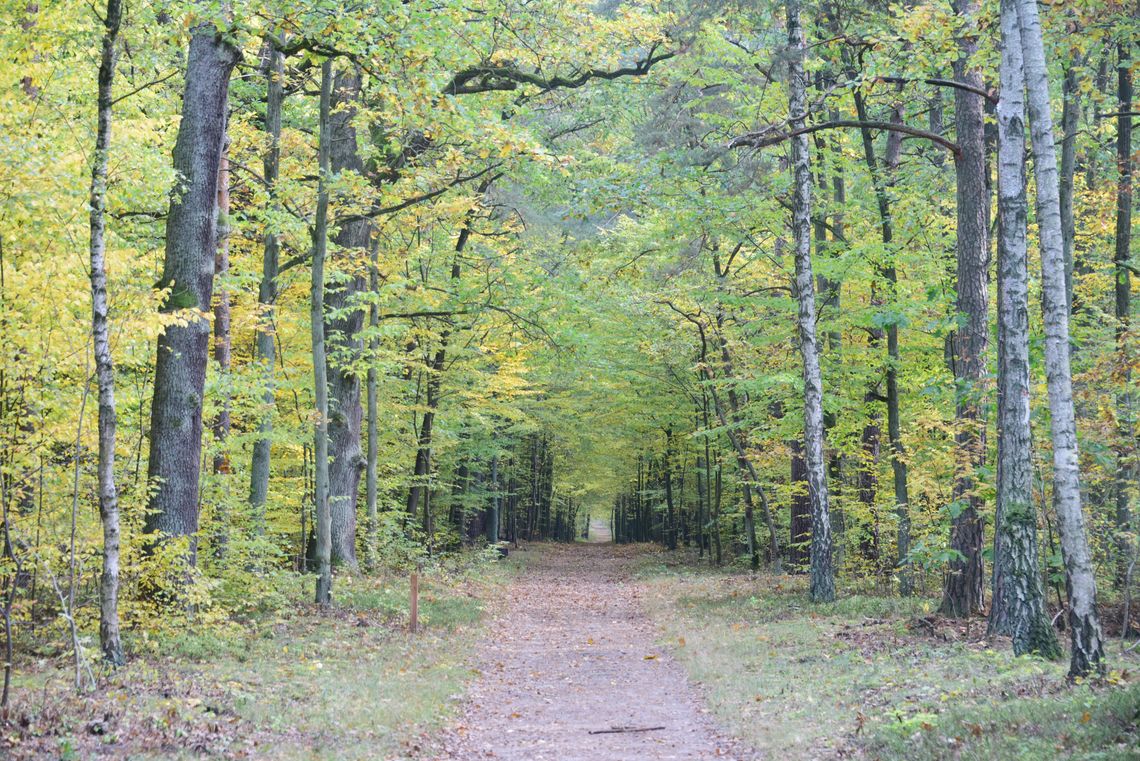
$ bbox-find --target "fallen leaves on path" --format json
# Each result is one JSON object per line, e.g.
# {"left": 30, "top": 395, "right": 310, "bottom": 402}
{"left": 430, "top": 526, "right": 752, "bottom": 760}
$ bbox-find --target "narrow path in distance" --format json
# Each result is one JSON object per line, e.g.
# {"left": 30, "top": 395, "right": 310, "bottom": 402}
{"left": 433, "top": 538, "right": 750, "bottom": 760}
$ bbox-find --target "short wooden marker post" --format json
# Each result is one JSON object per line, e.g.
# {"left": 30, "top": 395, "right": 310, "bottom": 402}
{"left": 409, "top": 570, "right": 419, "bottom": 634}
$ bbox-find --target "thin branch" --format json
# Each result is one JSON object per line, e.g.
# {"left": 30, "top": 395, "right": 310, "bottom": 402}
{"left": 730, "top": 119, "right": 960, "bottom": 158}
{"left": 874, "top": 75, "right": 996, "bottom": 103}
{"left": 111, "top": 70, "right": 178, "bottom": 105}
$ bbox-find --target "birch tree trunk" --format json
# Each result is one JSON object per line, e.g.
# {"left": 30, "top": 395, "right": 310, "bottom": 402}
{"left": 248, "top": 42, "right": 284, "bottom": 531}
{"left": 1015, "top": 0, "right": 1106, "bottom": 676}
{"left": 145, "top": 26, "right": 239, "bottom": 563}
{"left": 89, "top": 0, "right": 124, "bottom": 666}
{"left": 788, "top": 0, "right": 834, "bottom": 602}
{"left": 990, "top": 0, "right": 1061, "bottom": 657}
{"left": 312, "top": 58, "right": 334, "bottom": 605}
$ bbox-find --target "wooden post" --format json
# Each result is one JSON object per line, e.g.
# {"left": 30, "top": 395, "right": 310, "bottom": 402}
{"left": 409, "top": 570, "right": 419, "bottom": 633}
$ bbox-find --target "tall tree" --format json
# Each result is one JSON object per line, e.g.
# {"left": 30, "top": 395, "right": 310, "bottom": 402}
{"left": 788, "top": 0, "right": 834, "bottom": 603}
{"left": 941, "top": 0, "right": 990, "bottom": 618}
{"left": 325, "top": 68, "right": 371, "bottom": 570}
{"left": 144, "top": 24, "right": 240, "bottom": 563}
{"left": 1014, "top": 0, "right": 1105, "bottom": 677}
{"left": 990, "top": 0, "right": 1061, "bottom": 657}
{"left": 1113, "top": 35, "right": 1134, "bottom": 589}
{"left": 88, "top": 0, "right": 124, "bottom": 665}
{"left": 312, "top": 57, "right": 334, "bottom": 605}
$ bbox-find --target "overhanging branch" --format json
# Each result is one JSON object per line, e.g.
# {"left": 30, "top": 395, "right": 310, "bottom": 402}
{"left": 442, "top": 43, "right": 676, "bottom": 96}
{"left": 730, "top": 119, "right": 961, "bottom": 158}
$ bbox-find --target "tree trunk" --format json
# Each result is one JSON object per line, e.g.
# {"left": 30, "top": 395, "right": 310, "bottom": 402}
{"left": 486, "top": 455, "right": 501, "bottom": 543}
{"left": 89, "top": 0, "right": 124, "bottom": 666}
{"left": 325, "top": 68, "right": 370, "bottom": 570}
{"left": 365, "top": 239, "right": 380, "bottom": 570}
{"left": 1015, "top": 0, "right": 1106, "bottom": 677}
{"left": 1060, "top": 61, "right": 1083, "bottom": 313}
{"left": 990, "top": 2, "right": 1061, "bottom": 657}
{"left": 789, "top": 442, "right": 811, "bottom": 570}
{"left": 145, "top": 27, "right": 240, "bottom": 563}
{"left": 248, "top": 41, "right": 284, "bottom": 530}
{"left": 210, "top": 130, "right": 232, "bottom": 558}
{"left": 942, "top": 0, "right": 990, "bottom": 617}
{"left": 788, "top": 0, "right": 834, "bottom": 603}
{"left": 664, "top": 427, "right": 677, "bottom": 550}
{"left": 312, "top": 58, "right": 334, "bottom": 605}
{"left": 1114, "top": 39, "right": 1135, "bottom": 590}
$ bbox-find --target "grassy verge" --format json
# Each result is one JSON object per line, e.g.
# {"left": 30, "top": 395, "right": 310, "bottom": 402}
{"left": 636, "top": 553, "right": 1140, "bottom": 760}
{"left": 1, "top": 557, "right": 519, "bottom": 760}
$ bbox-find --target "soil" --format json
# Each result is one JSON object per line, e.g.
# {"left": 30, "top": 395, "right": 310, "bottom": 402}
{"left": 432, "top": 522, "right": 752, "bottom": 760}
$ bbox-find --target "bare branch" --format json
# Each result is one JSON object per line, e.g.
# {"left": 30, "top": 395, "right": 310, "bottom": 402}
{"left": 730, "top": 119, "right": 961, "bottom": 158}
{"left": 442, "top": 44, "right": 677, "bottom": 96}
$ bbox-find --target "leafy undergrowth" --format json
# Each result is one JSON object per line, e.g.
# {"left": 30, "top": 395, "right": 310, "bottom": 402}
{"left": 636, "top": 552, "right": 1140, "bottom": 760}
{"left": 0, "top": 557, "right": 519, "bottom": 760}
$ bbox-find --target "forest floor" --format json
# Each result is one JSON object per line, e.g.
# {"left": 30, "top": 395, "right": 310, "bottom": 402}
{"left": 4, "top": 539, "right": 1138, "bottom": 759}
{"left": 0, "top": 560, "right": 510, "bottom": 760}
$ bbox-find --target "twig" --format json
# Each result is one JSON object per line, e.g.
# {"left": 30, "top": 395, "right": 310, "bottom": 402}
{"left": 588, "top": 726, "right": 666, "bottom": 735}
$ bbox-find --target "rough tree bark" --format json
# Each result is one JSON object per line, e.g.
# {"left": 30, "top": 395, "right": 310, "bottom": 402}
{"left": 325, "top": 68, "right": 371, "bottom": 570}
{"left": 989, "top": 0, "right": 1061, "bottom": 657}
{"left": 89, "top": 0, "right": 124, "bottom": 665}
{"left": 1015, "top": 0, "right": 1106, "bottom": 677}
{"left": 145, "top": 26, "right": 240, "bottom": 562}
{"left": 942, "top": 0, "right": 990, "bottom": 618}
{"left": 788, "top": 0, "right": 834, "bottom": 603}
{"left": 1113, "top": 38, "right": 1135, "bottom": 589}
{"left": 312, "top": 58, "right": 334, "bottom": 605}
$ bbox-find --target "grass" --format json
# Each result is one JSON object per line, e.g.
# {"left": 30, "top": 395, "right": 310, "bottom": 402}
{"left": 1, "top": 558, "right": 520, "bottom": 760}
{"left": 635, "top": 553, "right": 1140, "bottom": 760}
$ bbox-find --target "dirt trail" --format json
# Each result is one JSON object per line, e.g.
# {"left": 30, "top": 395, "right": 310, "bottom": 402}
{"left": 433, "top": 536, "right": 750, "bottom": 760}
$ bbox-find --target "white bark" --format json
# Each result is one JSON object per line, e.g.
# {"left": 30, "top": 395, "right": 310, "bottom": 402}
{"left": 788, "top": 0, "right": 834, "bottom": 602}
{"left": 991, "top": 0, "right": 1060, "bottom": 658}
{"left": 1015, "top": 0, "right": 1105, "bottom": 676}
{"left": 89, "top": 0, "right": 124, "bottom": 666}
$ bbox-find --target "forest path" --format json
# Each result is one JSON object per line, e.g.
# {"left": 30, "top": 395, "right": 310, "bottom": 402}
{"left": 432, "top": 542, "right": 750, "bottom": 760}
{"left": 587, "top": 518, "right": 612, "bottom": 543}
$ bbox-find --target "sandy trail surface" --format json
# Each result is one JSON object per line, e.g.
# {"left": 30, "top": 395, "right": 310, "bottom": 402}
{"left": 433, "top": 531, "right": 750, "bottom": 760}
